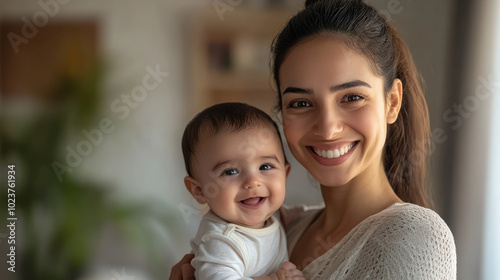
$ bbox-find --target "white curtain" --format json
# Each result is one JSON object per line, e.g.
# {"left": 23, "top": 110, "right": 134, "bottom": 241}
{"left": 482, "top": 1, "right": 500, "bottom": 278}
{"left": 450, "top": 1, "right": 500, "bottom": 279}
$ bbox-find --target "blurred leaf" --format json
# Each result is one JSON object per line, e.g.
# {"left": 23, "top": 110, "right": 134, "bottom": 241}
{"left": 0, "top": 61, "right": 178, "bottom": 280}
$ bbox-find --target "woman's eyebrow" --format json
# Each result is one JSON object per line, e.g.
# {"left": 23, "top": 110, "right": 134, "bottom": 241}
{"left": 330, "top": 80, "right": 371, "bottom": 92}
{"left": 282, "top": 87, "right": 310, "bottom": 95}
{"left": 282, "top": 79, "right": 371, "bottom": 95}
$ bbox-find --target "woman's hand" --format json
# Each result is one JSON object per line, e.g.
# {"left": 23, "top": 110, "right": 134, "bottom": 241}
{"left": 273, "top": 262, "right": 305, "bottom": 280}
{"left": 253, "top": 261, "right": 306, "bottom": 280}
{"left": 169, "top": 254, "right": 195, "bottom": 280}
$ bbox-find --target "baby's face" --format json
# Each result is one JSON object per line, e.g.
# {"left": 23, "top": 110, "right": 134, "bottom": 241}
{"left": 191, "top": 126, "right": 288, "bottom": 229}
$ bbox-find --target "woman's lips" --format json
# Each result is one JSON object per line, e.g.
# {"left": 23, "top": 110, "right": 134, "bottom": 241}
{"left": 307, "top": 141, "right": 358, "bottom": 166}
{"left": 312, "top": 142, "right": 356, "bottom": 158}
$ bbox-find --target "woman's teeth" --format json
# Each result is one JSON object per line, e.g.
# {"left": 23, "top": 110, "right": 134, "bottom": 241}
{"left": 314, "top": 143, "right": 355, "bottom": 159}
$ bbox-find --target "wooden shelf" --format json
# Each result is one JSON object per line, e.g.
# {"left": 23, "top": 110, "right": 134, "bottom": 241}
{"left": 201, "top": 8, "right": 294, "bottom": 38}
{"left": 207, "top": 72, "right": 274, "bottom": 91}
{"left": 188, "top": 7, "right": 297, "bottom": 115}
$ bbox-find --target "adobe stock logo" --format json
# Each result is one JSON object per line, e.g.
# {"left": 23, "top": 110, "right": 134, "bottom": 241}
{"left": 7, "top": 0, "right": 71, "bottom": 54}
{"left": 212, "top": 0, "right": 243, "bottom": 21}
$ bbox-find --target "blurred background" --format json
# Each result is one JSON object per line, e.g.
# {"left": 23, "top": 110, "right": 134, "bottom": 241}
{"left": 0, "top": 0, "right": 498, "bottom": 279}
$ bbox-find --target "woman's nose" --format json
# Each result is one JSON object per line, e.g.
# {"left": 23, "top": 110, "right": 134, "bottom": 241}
{"left": 313, "top": 105, "right": 343, "bottom": 139}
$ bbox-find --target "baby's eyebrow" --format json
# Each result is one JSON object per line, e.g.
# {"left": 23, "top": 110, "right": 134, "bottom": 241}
{"left": 211, "top": 160, "right": 231, "bottom": 173}
{"left": 261, "top": 155, "right": 280, "bottom": 163}
{"left": 211, "top": 155, "right": 280, "bottom": 172}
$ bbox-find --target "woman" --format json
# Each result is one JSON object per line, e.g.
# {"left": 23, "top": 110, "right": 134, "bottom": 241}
{"left": 171, "top": 0, "right": 457, "bottom": 278}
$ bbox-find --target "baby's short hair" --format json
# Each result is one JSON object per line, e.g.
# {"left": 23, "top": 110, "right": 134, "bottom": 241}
{"left": 182, "top": 102, "right": 287, "bottom": 177}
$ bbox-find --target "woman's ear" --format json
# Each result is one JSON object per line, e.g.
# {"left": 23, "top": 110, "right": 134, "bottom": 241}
{"left": 386, "top": 78, "right": 403, "bottom": 124}
{"left": 285, "top": 163, "right": 291, "bottom": 178}
{"left": 184, "top": 176, "right": 206, "bottom": 204}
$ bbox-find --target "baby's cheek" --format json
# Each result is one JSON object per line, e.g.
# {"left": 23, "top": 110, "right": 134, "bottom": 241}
{"left": 272, "top": 181, "right": 287, "bottom": 205}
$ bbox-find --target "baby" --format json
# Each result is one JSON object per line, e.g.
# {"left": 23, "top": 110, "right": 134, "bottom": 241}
{"left": 181, "top": 102, "right": 304, "bottom": 280}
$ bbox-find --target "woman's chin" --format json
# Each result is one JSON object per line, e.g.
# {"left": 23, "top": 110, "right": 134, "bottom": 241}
{"left": 314, "top": 174, "right": 352, "bottom": 188}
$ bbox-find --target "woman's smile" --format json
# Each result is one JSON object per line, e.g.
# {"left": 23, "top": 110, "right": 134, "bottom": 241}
{"left": 309, "top": 141, "right": 357, "bottom": 159}
{"left": 305, "top": 141, "right": 358, "bottom": 166}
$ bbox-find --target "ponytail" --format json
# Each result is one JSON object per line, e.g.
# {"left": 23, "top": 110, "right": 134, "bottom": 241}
{"left": 384, "top": 25, "right": 432, "bottom": 208}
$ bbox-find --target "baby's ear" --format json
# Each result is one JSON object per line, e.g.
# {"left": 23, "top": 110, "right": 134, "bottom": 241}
{"left": 184, "top": 176, "right": 206, "bottom": 204}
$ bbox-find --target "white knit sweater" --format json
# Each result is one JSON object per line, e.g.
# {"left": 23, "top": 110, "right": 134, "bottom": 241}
{"left": 286, "top": 203, "right": 457, "bottom": 279}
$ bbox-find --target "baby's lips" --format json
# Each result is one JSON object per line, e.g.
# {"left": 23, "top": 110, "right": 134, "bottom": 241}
{"left": 240, "top": 197, "right": 262, "bottom": 205}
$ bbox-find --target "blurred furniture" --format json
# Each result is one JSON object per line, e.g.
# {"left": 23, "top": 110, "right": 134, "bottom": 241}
{"left": 188, "top": 7, "right": 297, "bottom": 115}
{"left": 0, "top": 21, "right": 98, "bottom": 101}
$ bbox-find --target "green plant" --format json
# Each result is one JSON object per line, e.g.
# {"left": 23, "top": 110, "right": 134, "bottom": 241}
{"left": 1, "top": 64, "right": 180, "bottom": 280}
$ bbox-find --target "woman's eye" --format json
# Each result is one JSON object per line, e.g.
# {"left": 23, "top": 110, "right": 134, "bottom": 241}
{"left": 342, "top": 94, "right": 364, "bottom": 102}
{"left": 221, "top": 169, "right": 238, "bottom": 176}
{"left": 287, "top": 100, "right": 311, "bottom": 108}
{"left": 259, "top": 164, "right": 273, "bottom": 171}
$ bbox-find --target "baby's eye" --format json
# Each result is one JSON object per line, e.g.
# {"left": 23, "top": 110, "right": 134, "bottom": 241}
{"left": 259, "top": 164, "right": 273, "bottom": 171}
{"left": 287, "top": 100, "right": 311, "bottom": 108}
{"left": 221, "top": 169, "right": 238, "bottom": 176}
{"left": 342, "top": 94, "right": 365, "bottom": 102}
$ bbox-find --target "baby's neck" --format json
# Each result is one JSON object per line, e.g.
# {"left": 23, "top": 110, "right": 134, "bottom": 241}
{"left": 231, "top": 217, "right": 271, "bottom": 229}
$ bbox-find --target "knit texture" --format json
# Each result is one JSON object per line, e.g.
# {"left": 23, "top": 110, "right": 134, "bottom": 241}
{"left": 287, "top": 203, "right": 457, "bottom": 279}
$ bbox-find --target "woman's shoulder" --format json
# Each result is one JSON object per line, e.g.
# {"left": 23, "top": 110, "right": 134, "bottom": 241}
{"left": 372, "top": 203, "right": 453, "bottom": 236}
{"left": 367, "top": 203, "right": 456, "bottom": 263}
{"left": 349, "top": 203, "right": 457, "bottom": 278}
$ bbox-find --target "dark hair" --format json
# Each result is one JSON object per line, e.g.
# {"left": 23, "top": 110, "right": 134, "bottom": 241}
{"left": 182, "top": 102, "right": 288, "bottom": 177}
{"left": 271, "top": 0, "right": 432, "bottom": 208}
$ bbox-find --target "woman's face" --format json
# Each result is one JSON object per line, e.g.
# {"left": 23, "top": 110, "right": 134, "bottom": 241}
{"left": 279, "top": 37, "right": 401, "bottom": 187}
